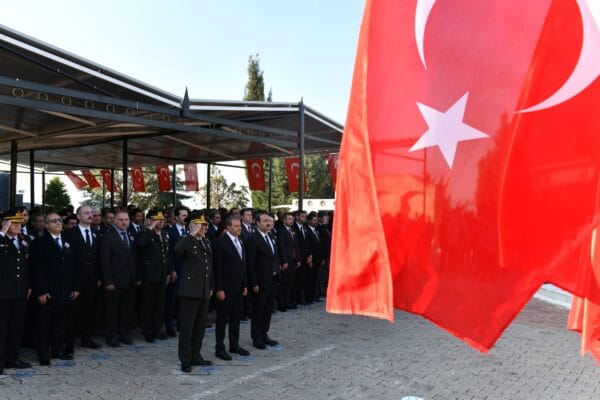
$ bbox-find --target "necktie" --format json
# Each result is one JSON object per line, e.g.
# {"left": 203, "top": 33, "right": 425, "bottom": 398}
{"left": 120, "top": 231, "right": 128, "bottom": 245}
{"left": 234, "top": 237, "right": 243, "bottom": 258}
{"left": 180, "top": 228, "right": 185, "bottom": 237}
{"left": 264, "top": 235, "right": 273, "bottom": 254}
{"left": 55, "top": 237, "right": 62, "bottom": 248}
{"left": 289, "top": 228, "right": 295, "bottom": 237}
{"left": 11, "top": 237, "right": 18, "bottom": 250}
{"left": 85, "top": 229, "right": 91, "bottom": 247}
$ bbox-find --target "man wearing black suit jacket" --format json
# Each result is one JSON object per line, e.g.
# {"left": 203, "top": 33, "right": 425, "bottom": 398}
{"left": 101, "top": 211, "right": 139, "bottom": 347}
{"left": 212, "top": 216, "right": 250, "bottom": 361}
{"left": 32, "top": 213, "right": 81, "bottom": 364}
{"left": 206, "top": 209, "right": 221, "bottom": 243}
{"left": 246, "top": 211, "right": 281, "bottom": 349}
{"left": 240, "top": 208, "right": 254, "bottom": 242}
{"left": 292, "top": 210, "right": 312, "bottom": 305}
{"left": 165, "top": 206, "right": 189, "bottom": 337}
{"left": 136, "top": 211, "right": 170, "bottom": 342}
{"left": 317, "top": 213, "right": 332, "bottom": 297}
{"left": 305, "top": 212, "right": 325, "bottom": 303}
{"left": 63, "top": 205, "right": 102, "bottom": 350}
{"left": 0, "top": 211, "right": 32, "bottom": 374}
{"left": 276, "top": 212, "right": 301, "bottom": 310}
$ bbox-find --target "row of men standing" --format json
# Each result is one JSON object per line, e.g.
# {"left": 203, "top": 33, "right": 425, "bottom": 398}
{"left": 0, "top": 205, "right": 332, "bottom": 375}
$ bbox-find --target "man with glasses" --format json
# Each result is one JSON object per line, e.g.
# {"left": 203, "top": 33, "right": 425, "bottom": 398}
{"left": 32, "top": 213, "right": 80, "bottom": 365}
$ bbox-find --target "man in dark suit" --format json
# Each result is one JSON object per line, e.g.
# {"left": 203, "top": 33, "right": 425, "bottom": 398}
{"left": 317, "top": 212, "right": 332, "bottom": 297}
{"left": 246, "top": 211, "right": 281, "bottom": 349}
{"left": 240, "top": 208, "right": 254, "bottom": 242}
{"left": 101, "top": 210, "right": 139, "bottom": 347}
{"left": 165, "top": 206, "right": 189, "bottom": 337}
{"left": 136, "top": 210, "right": 170, "bottom": 343}
{"left": 305, "top": 212, "right": 325, "bottom": 303}
{"left": 276, "top": 212, "right": 301, "bottom": 310}
{"left": 0, "top": 211, "right": 32, "bottom": 374}
{"left": 128, "top": 208, "right": 144, "bottom": 237}
{"left": 63, "top": 205, "right": 102, "bottom": 350}
{"left": 292, "top": 210, "right": 312, "bottom": 305}
{"left": 175, "top": 213, "right": 213, "bottom": 373}
{"left": 206, "top": 209, "right": 221, "bottom": 243}
{"left": 212, "top": 216, "right": 250, "bottom": 361}
{"left": 32, "top": 212, "right": 81, "bottom": 365}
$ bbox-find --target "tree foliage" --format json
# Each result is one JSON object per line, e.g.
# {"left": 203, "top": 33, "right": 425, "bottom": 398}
{"left": 243, "top": 54, "right": 265, "bottom": 101}
{"left": 200, "top": 167, "right": 250, "bottom": 209}
{"left": 45, "top": 177, "right": 71, "bottom": 212}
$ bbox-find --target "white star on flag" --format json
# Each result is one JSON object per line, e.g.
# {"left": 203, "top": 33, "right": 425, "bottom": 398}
{"left": 409, "top": 92, "right": 490, "bottom": 168}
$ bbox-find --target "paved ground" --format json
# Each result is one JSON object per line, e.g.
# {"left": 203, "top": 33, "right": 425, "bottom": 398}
{"left": 0, "top": 298, "right": 598, "bottom": 400}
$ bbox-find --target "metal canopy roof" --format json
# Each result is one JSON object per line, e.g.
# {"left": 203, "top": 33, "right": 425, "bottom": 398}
{"left": 0, "top": 25, "right": 343, "bottom": 171}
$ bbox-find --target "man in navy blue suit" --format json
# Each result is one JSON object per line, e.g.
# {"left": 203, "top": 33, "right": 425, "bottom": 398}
{"left": 212, "top": 216, "right": 250, "bottom": 360}
{"left": 32, "top": 212, "right": 80, "bottom": 364}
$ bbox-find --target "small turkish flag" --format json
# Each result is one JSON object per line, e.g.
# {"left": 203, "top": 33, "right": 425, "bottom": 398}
{"left": 246, "top": 159, "right": 266, "bottom": 191}
{"left": 81, "top": 170, "right": 101, "bottom": 189}
{"left": 327, "top": 0, "right": 600, "bottom": 358}
{"left": 326, "top": 154, "right": 339, "bottom": 190}
{"left": 184, "top": 163, "right": 199, "bottom": 192}
{"left": 99, "top": 169, "right": 119, "bottom": 192}
{"left": 130, "top": 166, "right": 145, "bottom": 192}
{"left": 156, "top": 164, "right": 171, "bottom": 192}
{"left": 284, "top": 157, "right": 307, "bottom": 193}
{"left": 64, "top": 171, "right": 87, "bottom": 190}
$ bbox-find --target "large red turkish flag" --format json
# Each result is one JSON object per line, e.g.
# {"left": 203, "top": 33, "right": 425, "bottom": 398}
{"left": 99, "top": 169, "right": 119, "bottom": 192}
{"left": 184, "top": 163, "right": 199, "bottom": 192}
{"left": 284, "top": 157, "right": 307, "bottom": 193}
{"left": 64, "top": 171, "right": 87, "bottom": 189}
{"left": 81, "top": 170, "right": 101, "bottom": 189}
{"left": 156, "top": 164, "right": 171, "bottom": 192}
{"left": 246, "top": 159, "right": 266, "bottom": 191}
{"left": 327, "top": 0, "right": 600, "bottom": 355}
{"left": 130, "top": 166, "right": 146, "bottom": 192}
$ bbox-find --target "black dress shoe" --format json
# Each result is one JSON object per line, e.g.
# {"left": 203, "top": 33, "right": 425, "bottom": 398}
{"left": 156, "top": 332, "right": 169, "bottom": 340}
{"left": 263, "top": 337, "right": 279, "bottom": 346}
{"left": 0, "top": 368, "right": 4, "bottom": 375}
{"left": 215, "top": 349, "right": 232, "bottom": 361}
{"left": 106, "top": 337, "right": 121, "bottom": 347}
{"left": 119, "top": 335, "right": 133, "bottom": 345}
{"left": 229, "top": 346, "right": 250, "bottom": 356}
{"left": 191, "top": 357, "right": 213, "bottom": 366}
{"left": 81, "top": 339, "right": 101, "bottom": 349}
{"left": 57, "top": 352, "right": 73, "bottom": 361}
{"left": 297, "top": 301, "right": 309, "bottom": 306}
{"left": 286, "top": 304, "right": 298, "bottom": 310}
{"left": 277, "top": 306, "right": 287, "bottom": 312}
{"left": 39, "top": 358, "right": 51, "bottom": 366}
{"left": 181, "top": 364, "right": 191, "bottom": 373}
{"left": 166, "top": 328, "right": 177, "bottom": 338}
{"left": 144, "top": 335, "right": 155, "bottom": 343}
{"left": 252, "top": 340, "right": 266, "bottom": 350}
{"left": 6, "top": 359, "right": 32, "bottom": 369}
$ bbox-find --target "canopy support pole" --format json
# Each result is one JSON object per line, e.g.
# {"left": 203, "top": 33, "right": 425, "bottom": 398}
{"left": 298, "top": 99, "right": 305, "bottom": 211}
{"left": 29, "top": 150, "right": 35, "bottom": 208}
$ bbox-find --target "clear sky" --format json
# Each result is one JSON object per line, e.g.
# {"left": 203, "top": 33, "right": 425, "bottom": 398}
{"left": 0, "top": 0, "right": 364, "bottom": 207}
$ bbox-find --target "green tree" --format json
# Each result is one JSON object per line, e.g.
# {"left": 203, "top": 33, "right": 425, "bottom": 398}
{"left": 243, "top": 54, "right": 265, "bottom": 101}
{"left": 200, "top": 167, "right": 250, "bottom": 209}
{"left": 82, "top": 168, "right": 191, "bottom": 210}
{"left": 45, "top": 177, "right": 71, "bottom": 211}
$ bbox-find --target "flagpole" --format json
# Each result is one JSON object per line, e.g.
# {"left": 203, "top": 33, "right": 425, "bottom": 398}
{"left": 110, "top": 168, "right": 115, "bottom": 209}
{"left": 121, "top": 139, "right": 128, "bottom": 208}
{"left": 298, "top": 98, "right": 305, "bottom": 211}
{"left": 172, "top": 164, "right": 177, "bottom": 207}
{"left": 268, "top": 158, "right": 272, "bottom": 213}
{"left": 206, "top": 163, "right": 212, "bottom": 208}
{"left": 29, "top": 150, "right": 35, "bottom": 208}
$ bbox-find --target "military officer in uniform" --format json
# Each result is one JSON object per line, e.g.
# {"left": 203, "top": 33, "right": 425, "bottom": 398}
{"left": 0, "top": 211, "right": 32, "bottom": 374}
{"left": 175, "top": 212, "right": 213, "bottom": 373}
{"left": 136, "top": 210, "right": 171, "bottom": 343}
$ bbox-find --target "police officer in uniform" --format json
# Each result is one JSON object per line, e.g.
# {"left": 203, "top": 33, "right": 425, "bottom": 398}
{"left": 136, "top": 210, "right": 171, "bottom": 342}
{"left": 0, "top": 211, "right": 32, "bottom": 374}
{"left": 175, "top": 212, "right": 213, "bottom": 373}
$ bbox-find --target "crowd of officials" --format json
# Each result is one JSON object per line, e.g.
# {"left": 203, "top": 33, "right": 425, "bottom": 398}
{"left": 0, "top": 204, "right": 332, "bottom": 373}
